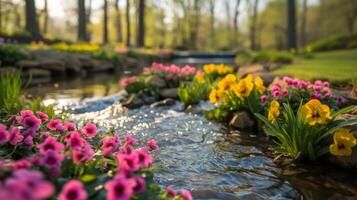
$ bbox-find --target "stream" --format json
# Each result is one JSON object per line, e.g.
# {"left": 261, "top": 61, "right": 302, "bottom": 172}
{"left": 26, "top": 77, "right": 357, "bottom": 200}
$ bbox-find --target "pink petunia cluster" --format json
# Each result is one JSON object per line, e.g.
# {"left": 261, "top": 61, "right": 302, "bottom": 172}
{"left": 120, "top": 76, "right": 138, "bottom": 88}
{"left": 143, "top": 62, "right": 197, "bottom": 80}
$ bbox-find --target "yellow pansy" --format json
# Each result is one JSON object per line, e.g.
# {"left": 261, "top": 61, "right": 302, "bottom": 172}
{"left": 232, "top": 74, "right": 254, "bottom": 97}
{"left": 195, "top": 73, "right": 205, "bottom": 84}
{"left": 209, "top": 88, "right": 226, "bottom": 104}
{"left": 268, "top": 100, "right": 280, "bottom": 123}
{"left": 218, "top": 74, "right": 237, "bottom": 91}
{"left": 330, "top": 128, "right": 356, "bottom": 156}
{"left": 254, "top": 76, "right": 266, "bottom": 94}
{"left": 203, "top": 64, "right": 233, "bottom": 75}
{"left": 300, "top": 99, "right": 332, "bottom": 126}
{"left": 203, "top": 64, "right": 215, "bottom": 74}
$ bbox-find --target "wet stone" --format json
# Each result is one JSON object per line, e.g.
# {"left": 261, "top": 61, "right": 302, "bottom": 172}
{"left": 229, "top": 111, "right": 255, "bottom": 130}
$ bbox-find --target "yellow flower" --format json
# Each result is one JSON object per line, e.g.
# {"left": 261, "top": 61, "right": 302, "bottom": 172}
{"left": 195, "top": 73, "right": 205, "bottom": 84}
{"left": 203, "top": 64, "right": 215, "bottom": 74}
{"left": 300, "top": 99, "right": 332, "bottom": 126}
{"left": 330, "top": 128, "right": 356, "bottom": 156}
{"left": 254, "top": 76, "right": 266, "bottom": 94}
{"left": 232, "top": 74, "right": 254, "bottom": 97}
{"left": 218, "top": 74, "right": 237, "bottom": 91}
{"left": 268, "top": 100, "right": 280, "bottom": 123}
{"left": 209, "top": 88, "right": 225, "bottom": 104}
{"left": 203, "top": 64, "right": 233, "bottom": 75}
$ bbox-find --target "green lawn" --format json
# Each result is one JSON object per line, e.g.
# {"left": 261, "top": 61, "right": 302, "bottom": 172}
{"left": 273, "top": 49, "right": 357, "bottom": 83}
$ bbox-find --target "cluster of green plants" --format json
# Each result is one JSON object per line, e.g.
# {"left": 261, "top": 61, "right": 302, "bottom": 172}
{"left": 0, "top": 44, "right": 28, "bottom": 66}
{"left": 0, "top": 71, "right": 56, "bottom": 121}
{"left": 178, "top": 79, "right": 211, "bottom": 107}
{"left": 91, "top": 49, "right": 122, "bottom": 63}
{"left": 307, "top": 34, "right": 357, "bottom": 52}
{"left": 235, "top": 50, "right": 293, "bottom": 65}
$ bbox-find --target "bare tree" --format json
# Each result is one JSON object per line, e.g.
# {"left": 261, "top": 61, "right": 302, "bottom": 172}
{"left": 233, "top": 0, "right": 241, "bottom": 46}
{"left": 247, "top": 0, "right": 259, "bottom": 50}
{"left": 137, "top": 0, "right": 145, "bottom": 47}
{"left": 300, "top": 0, "right": 308, "bottom": 47}
{"left": 190, "top": 0, "right": 200, "bottom": 49}
{"left": 43, "top": 0, "right": 48, "bottom": 34}
{"left": 126, "top": 0, "right": 131, "bottom": 46}
{"left": 25, "top": 0, "right": 41, "bottom": 38}
{"left": 287, "top": 0, "right": 297, "bottom": 49}
{"left": 77, "top": 0, "right": 87, "bottom": 41}
{"left": 209, "top": 0, "right": 215, "bottom": 47}
{"left": 115, "top": 0, "right": 123, "bottom": 43}
{"left": 103, "top": 0, "right": 109, "bottom": 44}
{"left": 346, "top": 0, "right": 357, "bottom": 35}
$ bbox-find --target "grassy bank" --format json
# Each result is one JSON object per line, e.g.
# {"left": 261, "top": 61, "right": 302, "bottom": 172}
{"left": 273, "top": 49, "right": 357, "bottom": 84}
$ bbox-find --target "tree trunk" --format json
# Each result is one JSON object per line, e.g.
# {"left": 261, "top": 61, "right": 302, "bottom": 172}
{"left": 300, "top": 0, "right": 307, "bottom": 47}
{"left": 25, "top": 0, "right": 41, "bottom": 38}
{"left": 77, "top": 0, "right": 87, "bottom": 41}
{"left": 346, "top": 0, "right": 357, "bottom": 35}
{"left": 209, "top": 0, "right": 215, "bottom": 48}
{"left": 249, "top": 0, "right": 259, "bottom": 50}
{"left": 287, "top": 0, "right": 297, "bottom": 50}
{"left": 115, "top": 0, "right": 123, "bottom": 43}
{"left": 126, "top": 0, "right": 131, "bottom": 47}
{"left": 103, "top": 0, "right": 109, "bottom": 44}
{"left": 0, "top": 1, "right": 2, "bottom": 29}
{"left": 137, "top": 0, "right": 145, "bottom": 47}
{"left": 189, "top": 0, "right": 199, "bottom": 49}
{"left": 43, "top": 0, "right": 48, "bottom": 34}
{"left": 233, "top": 0, "right": 241, "bottom": 46}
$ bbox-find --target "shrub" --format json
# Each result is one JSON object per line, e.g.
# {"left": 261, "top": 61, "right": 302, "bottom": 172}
{"left": 91, "top": 49, "right": 122, "bottom": 62}
{"left": 348, "top": 40, "right": 357, "bottom": 49}
{"left": 235, "top": 50, "right": 293, "bottom": 65}
{"left": 255, "top": 100, "right": 357, "bottom": 161}
{"left": 0, "top": 72, "right": 24, "bottom": 116}
{"left": 0, "top": 44, "right": 28, "bottom": 66}
{"left": 178, "top": 79, "right": 211, "bottom": 107}
{"left": 308, "top": 34, "right": 357, "bottom": 52}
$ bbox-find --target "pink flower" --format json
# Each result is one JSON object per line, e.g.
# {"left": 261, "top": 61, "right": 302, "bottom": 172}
{"left": 120, "top": 76, "right": 137, "bottom": 88}
{"left": 125, "top": 135, "right": 136, "bottom": 146}
{"left": 40, "top": 150, "right": 63, "bottom": 169}
{"left": 7, "top": 115, "right": 16, "bottom": 123}
{"left": 281, "top": 88, "right": 288, "bottom": 96}
{"left": 81, "top": 123, "right": 97, "bottom": 138}
{"left": 0, "top": 124, "right": 9, "bottom": 144}
{"left": 314, "top": 80, "right": 322, "bottom": 86}
{"left": 38, "top": 136, "right": 64, "bottom": 155}
{"left": 165, "top": 186, "right": 177, "bottom": 197}
{"left": 116, "top": 152, "right": 140, "bottom": 172}
{"left": 180, "top": 189, "right": 193, "bottom": 200}
{"left": 311, "top": 92, "right": 321, "bottom": 99}
{"left": 119, "top": 145, "right": 134, "bottom": 155}
{"left": 260, "top": 95, "right": 268, "bottom": 104}
{"left": 321, "top": 87, "right": 331, "bottom": 95}
{"left": 313, "top": 85, "right": 321, "bottom": 92}
{"left": 8, "top": 126, "right": 23, "bottom": 145}
{"left": 59, "top": 180, "right": 88, "bottom": 200}
{"left": 180, "top": 65, "right": 196, "bottom": 77}
{"left": 133, "top": 176, "right": 146, "bottom": 194}
{"left": 16, "top": 110, "right": 34, "bottom": 124}
{"left": 102, "top": 136, "right": 120, "bottom": 156}
{"left": 323, "top": 81, "right": 330, "bottom": 87}
{"left": 40, "top": 132, "right": 50, "bottom": 141}
{"left": 65, "top": 131, "right": 84, "bottom": 149}
{"left": 136, "top": 148, "right": 153, "bottom": 168}
{"left": 3, "top": 169, "right": 54, "bottom": 200}
{"left": 10, "top": 159, "right": 32, "bottom": 170}
{"left": 22, "top": 115, "right": 41, "bottom": 129}
{"left": 23, "top": 135, "right": 34, "bottom": 146}
{"left": 72, "top": 143, "right": 94, "bottom": 164}
{"left": 105, "top": 176, "right": 136, "bottom": 200}
{"left": 147, "top": 139, "right": 159, "bottom": 151}
{"left": 336, "top": 96, "right": 346, "bottom": 104}
{"left": 23, "top": 127, "right": 36, "bottom": 137}
{"left": 36, "top": 111, "right": 48, "bottom": 121}
{"left": 56, "top": 124, "right": 67, "bottom": 132}
{"left": 64, "top": 121, "right": 76, "bottom": 131}
{"left": 47, "top": 119, "right": 62, "bottom": 130}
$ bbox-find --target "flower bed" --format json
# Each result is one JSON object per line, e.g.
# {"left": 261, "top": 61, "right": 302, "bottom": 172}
{"left": 0, "top": 110, "right": 192, "bottom": 200}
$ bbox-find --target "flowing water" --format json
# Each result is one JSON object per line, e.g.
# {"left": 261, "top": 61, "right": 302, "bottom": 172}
{"left": 27, "top": 82, "right": 357, "bottom": 200}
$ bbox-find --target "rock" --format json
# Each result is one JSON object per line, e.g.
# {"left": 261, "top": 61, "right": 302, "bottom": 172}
{"left": 23, "top": 68, "right": 51, "bottom": 78}
{"left": 0, "top": 66, "right": 18, "bottom": 74}
{"left": 63, "top": 56, "right": 82, "bottom": 73}
{"left": 145, "top": 75, "right": 166, "bottom": 88}
{"left": 159, "top": 88, "right": 178, "bottom": 99}
{"left": 150, "top": 98, "right": 176, "bottom": 108}
{"left": 77, "top": 55, "right": 94, "bottom": 69}
{"left": 16, "top": 60, "right": 40, "bottom": 68}
{"left": 237, "top": 64, "right": 266, "bottom": 77}
{"left": 38, "top": 59, "right": 66, "bottom": 72}
{"left": 122, "top": 95, "right": 145, "bottom": 109}
{"left": 229, "top": 111, "right": 255, "bottom": 130}
{"left": 253, "top": 72, "right": 277, "bottom": 85}
{"left": 90, "top": 59, "right": 114, "bottom": 72}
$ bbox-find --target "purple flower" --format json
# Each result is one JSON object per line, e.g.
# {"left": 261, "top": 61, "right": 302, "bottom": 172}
{"left": 105, "top": 176, "right": 136, "bottom": 200}
{"left": 0, "top": 124, "right": 10, "bottom": 144}
{"left": 23, "top": 135, "right": 34, "bottom": 146}
{"left": 125, "top": 135, "right": 136, "bottom": 146}
{"left": 147, "top": 139, "right": 159, "bottom": 151}
{"left": 310, "top": 92, "right": 321, "bottom": 99}
{"left": 36, "top": 111, "right": 49, "bottom": 121}
{"left": 38, "top": 136, "right": 64, "bottom": 155}
{"left": 72, "top": 143, "right": 94, "bottom": 164}
{"left": 59, "top": 180, "right": 88, "bottom": 200}
{"left": 181, "top": 189, "right": 193, "bottom": 200}
{"left": 22, "top": 115, "right": 41, "bottom": 129}
{"left": 16, "top": 110, "right": 34, "bottom": 124}
{"left": 133, "top": 176, "right": 146, "bottom": 194}
{"left": 81, "top": 123, "right": 97, "bottom": 138}
{"left": 8, "top": 126, "right": 23, "bottom": 145}
{"left": 40, "top": 150, "right": 63, "bottom": 169}
{"left": 64, "top": 121, "right": 76, "bottom": 131}
{"left": 102, "top": 136, "right": 120, "bottom": 157}
{"left": 336, "top": 96, "right": 346, "bottom": 104}
{"left": 47, "top": 119, "right": 62, "bottom": 130}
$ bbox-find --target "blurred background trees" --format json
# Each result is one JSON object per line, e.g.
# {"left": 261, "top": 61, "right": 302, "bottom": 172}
{"left": 0, "top": 0, "right": 356, "bottom": 50}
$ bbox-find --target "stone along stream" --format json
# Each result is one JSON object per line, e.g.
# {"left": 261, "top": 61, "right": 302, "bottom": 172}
{"left": 26, "top": 80, "right": 357, "bottom": 200}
